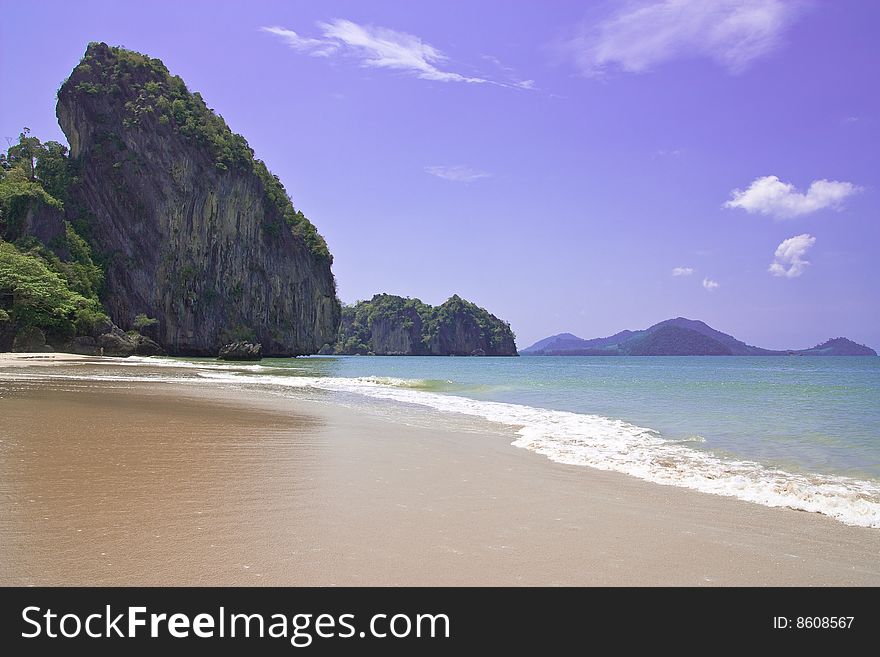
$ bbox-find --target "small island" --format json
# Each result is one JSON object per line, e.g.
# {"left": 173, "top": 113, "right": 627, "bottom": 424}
{"left": 328, "top": 293, "right": 517, "bottom": 356}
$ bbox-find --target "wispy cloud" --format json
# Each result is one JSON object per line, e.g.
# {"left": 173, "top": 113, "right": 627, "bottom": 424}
{"left": 702, "top": 277, "right": 719, "bottom": 291}
{"left": 672, "top": 266, "right": 694, "bottom": 276}
{"left": 263, "top": 20, "right": 531, "bottom": 87}
{"left": 261, "top": 26, "right": 340, "bottom": 57}
{"left": 769, "top": 233, "right": 815, "bottom": 278}
{"left": 654, "top": 148, "right": 683, "bottom": 159}
{"left": 425, "top": 165, "right": 491, "bottom": 183}
{"left": 564, "top": 0, "right": 801, "bottom": 77}
{"left": 481, "top": 54, "right": 536, "bottom": 89}
{"left": 725, "top": 175, "right": 861, "bottom": 219}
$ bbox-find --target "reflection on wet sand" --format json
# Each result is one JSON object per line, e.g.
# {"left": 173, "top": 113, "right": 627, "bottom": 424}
{"left": 1, "top": 382, "right": 324, "bottom": 585}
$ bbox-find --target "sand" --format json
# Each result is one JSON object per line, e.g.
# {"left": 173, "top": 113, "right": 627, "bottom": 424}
{"left": 0, "top": 354, "right": 878, "bottom": 585}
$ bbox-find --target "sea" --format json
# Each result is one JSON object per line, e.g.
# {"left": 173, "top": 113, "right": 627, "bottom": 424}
{"left": 23, "top": 355, "right": 880, "bottom": 528}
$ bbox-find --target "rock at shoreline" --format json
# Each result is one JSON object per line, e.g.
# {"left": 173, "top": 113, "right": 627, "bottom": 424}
{"left": 218, "top": 341, "right": 262, "bottom": 361}
{"left": 12, "top": 327, "right": 53, "bottom": 353}
{"left": 96, "top": 329, "right": 165, "bottom": 357}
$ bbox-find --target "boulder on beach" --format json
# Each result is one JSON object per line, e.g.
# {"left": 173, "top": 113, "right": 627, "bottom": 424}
{"left": 218, "top": 341, "right": 262, "bottom": 361}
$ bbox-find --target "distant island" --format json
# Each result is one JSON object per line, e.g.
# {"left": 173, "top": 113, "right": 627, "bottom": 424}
{"left": 327, "top": 293, "right": 517, "bottom": 356}
{"left": 521, "top": 318, "right": 877, "bottom": 356}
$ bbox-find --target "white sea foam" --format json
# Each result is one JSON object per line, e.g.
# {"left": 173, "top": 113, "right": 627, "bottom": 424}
{"left": 5, "top": 361, "right": 879, "bottom": 528}
{"left": 193, "top": 370, "right": 880, "bottom": 529}
{"left": 114, "top": 357, "right": 277, "bottom": 372}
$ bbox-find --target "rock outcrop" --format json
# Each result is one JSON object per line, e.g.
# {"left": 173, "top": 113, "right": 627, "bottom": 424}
{"left": 335, "top": 294, "right": 517, "bottom": 356}
{"left": 55, "top": 43, "right": 340, "bottom": 356}
{"left": 218, "top": 341, "right": 262, "bottom": 361}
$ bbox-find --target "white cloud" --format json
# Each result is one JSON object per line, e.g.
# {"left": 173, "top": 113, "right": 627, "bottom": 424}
{"left": 565, "top": 0, "right": 800, "bottom": 77}
{"left": 724, "top": 175, "right": 860, "bottom": 219}
{"left": 425, "top": 165, "right": 491, "bottom": 183}
{"left": 702, "top": 277, "right": 719, "bottom": 291}
{"left": 260, "top": 26, "right": 339, "bottom": 57}
{"left": 263, "top": 20, "right": 514, "bottom": 84}
{"left": 769, "top": 233, "right": 815, "bottom": 278}
{"left": 318, "top": 19, "right": 486, "bottom": 83}
{"left": 481, "top": 54, "right": 536, "bottom": 89}
{"left": 672, "top": 266, "right": 694, "bottom": 276}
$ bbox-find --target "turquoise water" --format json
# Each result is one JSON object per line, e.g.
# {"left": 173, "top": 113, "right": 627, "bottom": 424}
{"left": 26, "top": 353, "right": 876, "bottom": 526}
{"left": 182, "top": 354, "right": 880, "bottom": 527}
{"left": 277, "top": 355, "right": 880, "bottom": 481}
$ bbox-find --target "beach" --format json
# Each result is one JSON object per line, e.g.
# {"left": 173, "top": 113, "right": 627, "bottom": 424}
{"left": 0, "top": 353, "right": 877, "bottom": 586}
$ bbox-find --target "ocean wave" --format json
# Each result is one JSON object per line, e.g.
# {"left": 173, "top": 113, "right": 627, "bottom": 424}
{"left": 668, "top": 435, "right": 707, "bottom": 444}
{"left": 119, "top": 356, "right": 276, "bottom": 372}
{"left": 354, "top": 376, "right": 454, "bottom": 391}
{"left": 194, "top": 370, "right": 880, "bottom": 528}
{"left": 6, "top": 363, "right": 878, "bottom": 528}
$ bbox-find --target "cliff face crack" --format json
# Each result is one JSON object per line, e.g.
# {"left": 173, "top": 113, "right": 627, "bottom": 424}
{"left": 56, "top": 42, "right": 340, "bottom": 356}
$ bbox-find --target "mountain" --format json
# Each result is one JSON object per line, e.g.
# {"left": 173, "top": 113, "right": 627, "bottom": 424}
{"left": 625, "top": 325, "right": 734, "bottom": 356}
{"left": 521, "top": 318, "right": 876, "bottom": 356}
{"left": 39, "top": 42, "right": 339, "bottom": 356}
{"left": 330, "top": 294, "right": 517, "bottom": 356}
{"left": 794, "top": 337, "right": 877, "bottom": 356}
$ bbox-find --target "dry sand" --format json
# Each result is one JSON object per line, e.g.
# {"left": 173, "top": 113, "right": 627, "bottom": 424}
{"left": 0, "top": 354, "right": 878, "bottom": 585}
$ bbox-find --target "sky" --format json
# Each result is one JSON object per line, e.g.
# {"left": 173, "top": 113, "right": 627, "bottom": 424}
{"left": 2, "top": 0, "right": 878, "bottom": 350}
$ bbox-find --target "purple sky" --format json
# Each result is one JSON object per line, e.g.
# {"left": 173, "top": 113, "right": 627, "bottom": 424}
{"left": 2, "top": 0, "right": 878, "bottom": 349}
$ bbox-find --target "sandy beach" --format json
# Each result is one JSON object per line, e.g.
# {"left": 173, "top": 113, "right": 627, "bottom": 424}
{"left": 0, "top": 354, "right": 878, "bottom": 586}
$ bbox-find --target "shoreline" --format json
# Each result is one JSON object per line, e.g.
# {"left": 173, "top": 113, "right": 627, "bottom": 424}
{"left": 1, "top": 355, "right": 879, "bottom": 586}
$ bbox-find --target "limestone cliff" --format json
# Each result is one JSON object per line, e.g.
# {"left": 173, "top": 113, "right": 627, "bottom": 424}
{"left": 334, "top": 294, "right": 517, "bottom": 356}
{"left": 56, "top": 43, "right": 339, "bottom": 355}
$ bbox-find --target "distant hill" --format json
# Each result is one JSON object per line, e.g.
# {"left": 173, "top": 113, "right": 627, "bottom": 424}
{"left": 626, "top": 325, "right": 734, "bottom": 356}
{"left": 796, "top": 337, "right": 877, "bottom": 356}
{"left": 521, "top": 318, "right": 876, "bottom": 356}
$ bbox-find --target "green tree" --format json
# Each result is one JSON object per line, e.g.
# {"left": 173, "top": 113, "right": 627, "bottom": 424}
{"left": 133, "top": 313, "right": 158, "bottom": 330}
{"left": 34, "top": 141, "right": 73, "bottom": 202}
{"left": 0, "top": 240, "right": 105, "bottom": 336}
{"left": 4, "top": 128, "right": 42, "bottom": 181}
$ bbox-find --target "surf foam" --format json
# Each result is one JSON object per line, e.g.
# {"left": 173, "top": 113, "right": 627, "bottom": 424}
{"left": 191, "top": 369, "right": 880, "bottom": 529}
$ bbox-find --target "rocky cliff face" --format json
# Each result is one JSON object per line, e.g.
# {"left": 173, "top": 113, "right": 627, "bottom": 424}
{"left": 335, "top": 294, "right": 517, "bottom": 356}
{"left": 56, "top": 43, "right": 339, "bottom": 355}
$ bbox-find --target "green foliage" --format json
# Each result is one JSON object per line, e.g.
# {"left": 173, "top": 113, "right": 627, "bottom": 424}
{"left": 335, "top": 293, "right": 516, "bottom": 355}
{"left": 0, "top": 130, "right": 109, "bottom": 342}
{"left": 0, "top": 169, "right": 62, "bottom": 237}
{"left": 0, "top": 240, "right": 107, "bottom": 338}
{"left": 16, "top": 230, "right": 103, "bottom": 302}
{"left": 69, "top": 43, "right": 331, "bottom": 261}
{"left": 35, "top": 141, "right": 74, "bottom": 202}
{"left": 0, "top": 131, "right": 68, "bottom": 237}
{"left": 133, "top": 313, "right": 158, "bottom": 330}
{"left": 2, "top": 128, "right": 42, "bottom": 181}
{"left": 252, "top": 160, "right": 330, "bottom": 260}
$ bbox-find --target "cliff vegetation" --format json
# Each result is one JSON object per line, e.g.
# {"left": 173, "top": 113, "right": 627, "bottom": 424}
{"left": 332, "top": 294, "right": 517, "bottom": 356}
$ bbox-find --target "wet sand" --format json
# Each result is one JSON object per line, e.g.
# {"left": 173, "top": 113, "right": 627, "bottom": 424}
{"left": 1, "top": 355, "right": 878, "bottom": 585}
